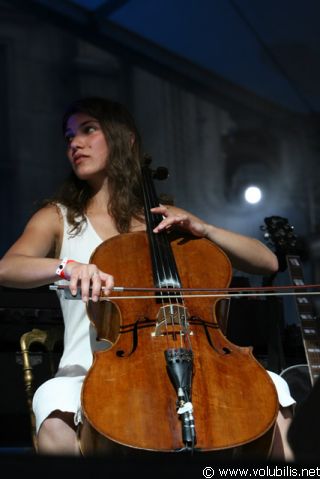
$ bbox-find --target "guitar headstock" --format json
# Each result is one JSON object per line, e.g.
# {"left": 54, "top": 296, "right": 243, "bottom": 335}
{"left": 260, "top": 216, "right": 298, "bottom": 272}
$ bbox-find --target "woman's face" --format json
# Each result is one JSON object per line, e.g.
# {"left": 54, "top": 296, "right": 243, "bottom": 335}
{"left": 64, "top": 112, "right": 110, "bottom": 182}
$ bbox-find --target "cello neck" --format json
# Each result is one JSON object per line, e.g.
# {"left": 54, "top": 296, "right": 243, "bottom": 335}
{"left": 141, "top": 161, "right": 181, "bottom": 290}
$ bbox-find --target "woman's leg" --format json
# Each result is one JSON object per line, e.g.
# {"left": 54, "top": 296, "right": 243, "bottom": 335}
{"left": 37, "top": 410, "right": 80, "bottom": 455}
{"left": 270, "top": 406, "right": 294, "bottom": 462}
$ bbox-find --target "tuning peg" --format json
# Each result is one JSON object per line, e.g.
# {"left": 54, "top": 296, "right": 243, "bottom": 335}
{"left": 153, "top": 166, "right": 168, "bottom": 181}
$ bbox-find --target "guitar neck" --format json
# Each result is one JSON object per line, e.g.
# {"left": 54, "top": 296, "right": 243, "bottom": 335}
{"left": 286, "top": 255, "right": 320, "bottom": 386}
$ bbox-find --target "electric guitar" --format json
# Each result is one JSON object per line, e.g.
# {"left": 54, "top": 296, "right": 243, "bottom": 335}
{"left": 261, "top": 216, "right": 320, "bottom": 403}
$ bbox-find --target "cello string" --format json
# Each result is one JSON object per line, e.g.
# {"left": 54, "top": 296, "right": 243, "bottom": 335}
{"left": 154, "top": 230, "right": 191, "bottom": 349}
{"left": 143, "top": 167, "right": 173, "bottom": 293}
{"left": 141, "top": 166, "right": 170, "bottom": 346}
{"left": 142, "top": 166, "right": 178, "bottom": 348}
{"left": 143, "top": 165, "right": 190, "bottom": 348}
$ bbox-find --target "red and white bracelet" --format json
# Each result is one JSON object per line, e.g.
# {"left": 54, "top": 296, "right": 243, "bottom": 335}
{"left": 55, "top": 257, "right": 75, "bottom": 280}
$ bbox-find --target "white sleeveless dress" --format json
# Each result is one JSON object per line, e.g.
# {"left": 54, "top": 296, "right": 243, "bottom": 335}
{"left": 32, "top": 205, "right": 295, "bottom": 433}
{"left": 32, "top": 204, "right": 106, "bottom": 432}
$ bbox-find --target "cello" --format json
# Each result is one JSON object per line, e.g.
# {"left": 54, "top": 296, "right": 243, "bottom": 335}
{"left": 78, "top": 159, "right": 278, "bottom": 458}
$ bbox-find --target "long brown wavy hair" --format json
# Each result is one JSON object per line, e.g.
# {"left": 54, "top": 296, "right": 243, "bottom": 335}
{"left": 45, "top": 97, "right": 145, "bottom": 235}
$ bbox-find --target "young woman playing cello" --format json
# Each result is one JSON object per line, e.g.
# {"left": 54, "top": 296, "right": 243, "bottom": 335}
{"left": 0, "top": 97, "right": 295, "bottom": 459}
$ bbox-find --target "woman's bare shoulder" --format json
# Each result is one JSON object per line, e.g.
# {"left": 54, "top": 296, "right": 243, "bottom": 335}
{"left": 27, "top": 203, "right": 63, "bottom": 230}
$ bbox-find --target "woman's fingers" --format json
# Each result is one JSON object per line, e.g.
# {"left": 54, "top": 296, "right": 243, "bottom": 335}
{"left": 67, "top": 262, "right": 114, "bottom": 302}
{"left": 151, "top": 206, "right": 207, "bottom": 237}
{"left": 151, "top": 206, "right": 188, "bottom": 233}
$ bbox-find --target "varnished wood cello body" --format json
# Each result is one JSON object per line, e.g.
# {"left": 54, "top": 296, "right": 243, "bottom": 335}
{"left": 78, "top": 161, "right": 278, "bottom": 458}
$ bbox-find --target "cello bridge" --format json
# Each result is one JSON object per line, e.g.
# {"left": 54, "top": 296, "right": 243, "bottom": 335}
{"left": 152, "top": 304, "right": 191, "bottom": 337}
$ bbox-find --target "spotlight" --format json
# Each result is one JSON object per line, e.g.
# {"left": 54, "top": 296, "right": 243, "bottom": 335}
{"left": 244, "top": 185, "right": 262, "bottom": 204}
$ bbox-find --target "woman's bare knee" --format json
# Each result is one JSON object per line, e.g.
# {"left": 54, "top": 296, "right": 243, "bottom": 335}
{"left": 37, "top": 411, "right": 80, "bottom": 455}
{"left": 270, "top": 406, "right": 294, "bottom": 462}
